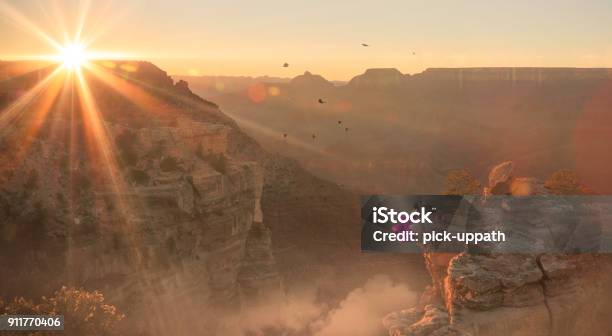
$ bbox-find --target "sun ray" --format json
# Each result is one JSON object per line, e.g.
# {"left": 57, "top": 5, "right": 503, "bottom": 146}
{"left": 46, "top": 0, "right": 70, "bottom": 43}
{"left": 83, "top": 60, "right": 352, "bottom": 168}
{"left": 84, "top": 62, "right": 174, "bottom": 116}
{"left": 223, "top": 110, "right": 335, "bottom": 157}
{"left": 0, "top": 1, "right": 63, "bottom": 51}
{"left": 74, "top": 0, "right": 92, "bottom": 43}
{"left": 19, "top": 70, "right": 65, "bottom": 147}
{"left": 0, "top": 1, "right": 129, "bottom": 71}
{"left": 0, "top": 66, "right": 63, "bottom": 131}
{"left": 71, "top": 69, "right": 161, "bottom": 300}
{"left": 108, "top": 70, "right": 212, "bottom": 109}
{"left": 0, "top": 0, "right": 152, "bottom": 270}
{"left": 72, "top": 67, "right": 152, "bottom": 268}
{"left": 0, "top": 67, "right": 64, "bottom": 184}
{"left": 74, "top": 68, "right": 132, "bottom": 214}
{"left": 0, "top": 61, "right": 52, "bottom": 82}
{"left": 80, "top": 1, "right": 133, "bottom": 49}
{"left": 0, "top": 0, "right": 168, "bottom": 319}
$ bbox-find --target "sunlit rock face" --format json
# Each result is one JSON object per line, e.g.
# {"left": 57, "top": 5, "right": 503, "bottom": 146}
{"left": 0, "top": 61, "right": 281, "bottom": 324}
{"left": 0, "top": 117, "right": 279, "bottom": 306}
{"left": 383, "top": 162, "right": 612, "bottom": 336}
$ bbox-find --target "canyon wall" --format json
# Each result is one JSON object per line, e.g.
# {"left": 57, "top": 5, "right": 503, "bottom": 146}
{"left": 0, "top": 61, "right": 286, "bottom": 335}
{"left": 0, "top": 117, "right": 280, "bottom": 302}
{"left": 383, "top": 162, "right": 612, "bottom": 336}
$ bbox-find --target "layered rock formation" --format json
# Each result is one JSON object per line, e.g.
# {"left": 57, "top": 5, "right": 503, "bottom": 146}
{"left": 0, "top": 61, "right": 285, "bottom": 334}
{"left": 1, "top": 114, "right": 279, "bottom": 300}
{"left": 383, "top": 162, "right": 612, "bottom": 336}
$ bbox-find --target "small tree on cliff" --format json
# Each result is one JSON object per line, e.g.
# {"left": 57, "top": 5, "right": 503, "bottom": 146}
{"left": 544, "top": 169, "right": 591, "bottom": 194}
{"left": 2, "top": 287, "right": 124, "bottom": 336}
{"left": 443, "top": 169, "right": 481, "bottom": 195}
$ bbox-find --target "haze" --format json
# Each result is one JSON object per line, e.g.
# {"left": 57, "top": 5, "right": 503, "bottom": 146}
{"left": 1, "top": 0, "right": 612, "bottom": 80}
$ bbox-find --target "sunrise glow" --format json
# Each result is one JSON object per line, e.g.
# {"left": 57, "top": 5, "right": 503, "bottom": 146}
{"left": 59, "top": 43, "right": 88, "bottom": 70}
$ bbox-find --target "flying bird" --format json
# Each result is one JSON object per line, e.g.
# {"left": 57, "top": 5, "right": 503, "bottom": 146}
{"left": 283, "top": 62, "right": 289, "bottom": 67}
{"left": 318, "top": 98, "right": 326, "bottom": 104}
{"left": 361, "top": 43, "right": 369, "bottom": 47}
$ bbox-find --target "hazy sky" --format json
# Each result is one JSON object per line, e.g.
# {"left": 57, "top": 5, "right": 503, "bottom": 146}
{"left": 1, "top": 0, "right": 612, "bottom": 80}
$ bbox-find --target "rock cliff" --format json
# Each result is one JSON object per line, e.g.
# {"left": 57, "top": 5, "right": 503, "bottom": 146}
{"left": 0, "top": 61, "right": 284, "bottom": 334}
{"left": 383, "top": 162, "right": 612, "bottom": 336}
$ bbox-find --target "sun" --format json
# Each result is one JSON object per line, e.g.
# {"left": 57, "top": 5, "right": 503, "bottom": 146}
{"left": 59, "top": 43, "right": 88, "bottom": 70}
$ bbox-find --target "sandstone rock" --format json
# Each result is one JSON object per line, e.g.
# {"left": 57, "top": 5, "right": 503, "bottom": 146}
{"left": 382, "top": 307, "right": 423, "bottom": 336}
{"left": 454, "top": 304, "right": 551, "bottom": 336}
{"left": 538, "top": 254, "right": 580, "bottom": 297}
{"left": 538, "top": 254, "right": 576, "bottom": 279}
{"left": 424, "top": 253, "right": 457, "bottom": 306}
{"left": 406, "top": 305, "right": 450, "bottom": 336}
{"left": 383, "top": 304, "right": 477, "bottom": 336}
{"left": 447, "top": 254, "right": 543, "bottom": 310}
{"left": 383, "top": 304, "right": 453, "bottom": 336}
{"left": 487, "top": 161, "right": 514, "bottom": 194}
{"left": 237, "top": 221, "right": 283, "bottom": 303}
{"left": 502, "top": 283, "right": 544, "bottom": 307}
{"left": 384, "top": 163, "right": 612, "bottom": 336}
{"left": 417, "top": 285, "right": 442, "bottom": 309}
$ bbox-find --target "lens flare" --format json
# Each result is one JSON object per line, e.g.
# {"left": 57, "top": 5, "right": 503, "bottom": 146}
{"left": 59, "top": 43, "right": 88, "bottom": 70}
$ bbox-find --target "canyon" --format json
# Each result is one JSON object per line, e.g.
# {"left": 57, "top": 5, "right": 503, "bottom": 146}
{"left": 2, "top": 62, "right": 612, "bottom": 335}
{"left": 0, "top": 61, "right": 425, "bottom": 335}
{"left": 177, "top": 67, "right": 612, "bottom": 194}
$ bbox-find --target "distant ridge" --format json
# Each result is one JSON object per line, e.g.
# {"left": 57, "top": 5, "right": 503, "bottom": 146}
{"left": 174, "top": 67, "right": 612, "bottom": 98}
{"left": 417, "top": 67, "right": 612, "bottom": 81}
{"left": 177, "top": 67, "right": 612, "bottom": 85}
{"left": 347, "top": 68, "right": 405, "bottom": 88}
{"left": 177, "top": 74, "right": 290, "bottom": 83}
{"left": 289, "top": 71, "right": 334, "bottom": 90}
{"left": 344, "top": 67, "right": 612, "bottom": 89}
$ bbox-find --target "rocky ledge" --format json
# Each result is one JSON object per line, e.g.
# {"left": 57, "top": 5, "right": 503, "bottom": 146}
{"left": 383, "top": 162, "right": 612, "bottom": 336}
